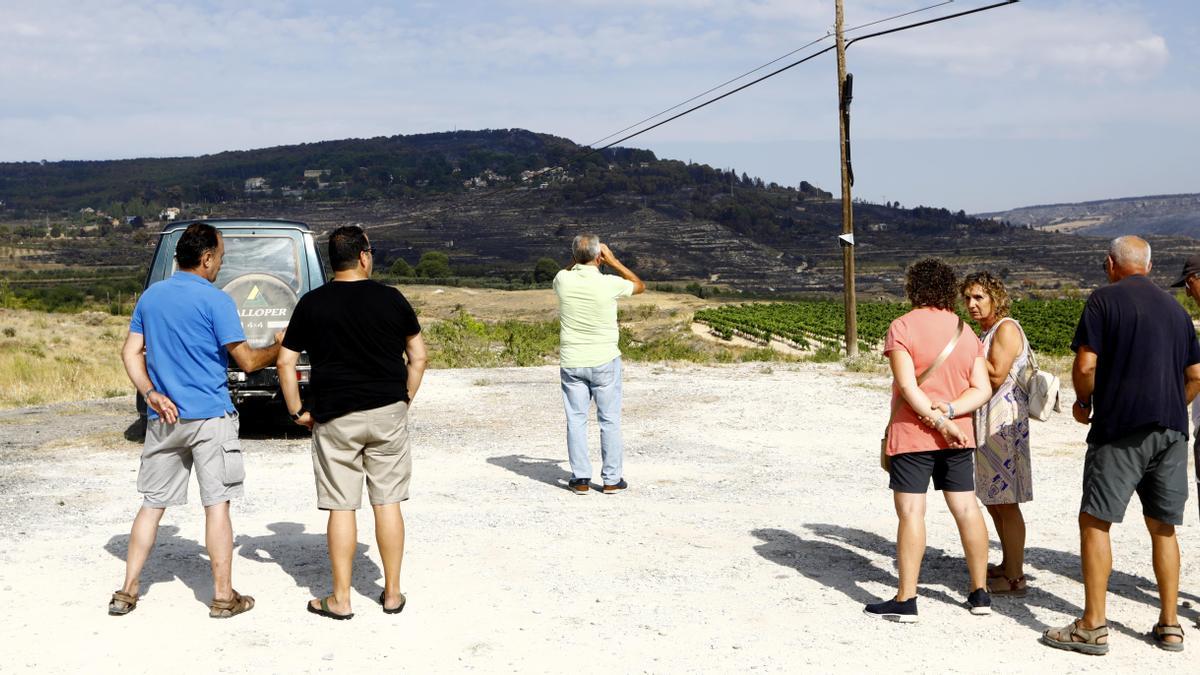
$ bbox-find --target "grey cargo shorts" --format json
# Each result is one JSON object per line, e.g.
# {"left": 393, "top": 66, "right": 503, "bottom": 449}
{"left": 138, "top": 412, "right": 244, "bottom": 507}
{"left": 1081, "top": 427, "right": 1188, "bottom": 525}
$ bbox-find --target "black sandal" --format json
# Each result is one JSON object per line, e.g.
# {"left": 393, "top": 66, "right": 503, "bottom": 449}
{"left": 379, "top": 590, "right": 406, "bottom": 614}
{"left": 307, "top": 596, "right": 353, "bottom": 620}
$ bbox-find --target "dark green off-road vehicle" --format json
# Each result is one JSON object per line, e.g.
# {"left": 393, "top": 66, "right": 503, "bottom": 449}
{"left": 136, "top": 219, "right": 326, "bottom": 425}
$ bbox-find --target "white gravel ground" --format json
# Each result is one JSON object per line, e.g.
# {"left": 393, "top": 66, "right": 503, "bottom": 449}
{"left": 1, "top": 361, "right": 1198, "bottom": 674}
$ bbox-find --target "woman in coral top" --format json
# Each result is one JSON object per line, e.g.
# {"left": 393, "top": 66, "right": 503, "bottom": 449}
{"left": 864, "top": 258, "right": 994, "bottom": 623}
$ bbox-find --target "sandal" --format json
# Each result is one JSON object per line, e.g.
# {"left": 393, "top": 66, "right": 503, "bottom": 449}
{"left": 1042, "top": 619, "right": 1109, "bottom": 655}
{"left": 307, "top": 596, "right": 353, "bottom": 621}
{"left": 209, "top": 590, "right": 255, "bottom": 619}
{"left": 986, "top": 563, "right": 1006, "bottom": 579}
{"left": 379, "top": 590, "right": 406, "bottom": 615}
{"left": 987, "top": 574, "right": 1028, "bottom": 596}
{"left": 1151, "top": 623, "right": 1185, "bottom": 652}
{"left": 108, "top": 590, "right": 138, "bottom": 616}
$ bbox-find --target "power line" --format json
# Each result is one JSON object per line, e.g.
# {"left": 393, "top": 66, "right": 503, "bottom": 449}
{"left": 592, "top": 0, "right": 1019, "bottom": 153}
{"left": 586, "top": 0, "right": 956, "bottom": 149}
{"left": 363, "top": 2, "right": 1019, "bottom": 239}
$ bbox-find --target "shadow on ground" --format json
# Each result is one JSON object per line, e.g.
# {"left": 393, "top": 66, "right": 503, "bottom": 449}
{"left": 751, "top": 523, "right": 1187, "bottom": 640}
{"left": 235, "top": 521, "right": 383, "bottom": 600}
{"left": 104, "top": 525, "right": 213, "bottom": 607}
{"left": 487, "top": 454, "right": 574, "bottom": 491}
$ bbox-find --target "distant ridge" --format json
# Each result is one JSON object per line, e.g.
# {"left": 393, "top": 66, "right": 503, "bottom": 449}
{"left": 979, "top": 193, "right": 1200, "bottom": 239}
{"left": 3, "top": 129, "right": 1200, "bottom": 295}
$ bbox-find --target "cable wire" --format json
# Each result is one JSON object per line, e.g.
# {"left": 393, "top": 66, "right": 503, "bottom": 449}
{"left": 592, "top": 1, "right": 1018, "bottom": 153}
{"left": 586, "top": 0, "right": 956, "bottom": 149}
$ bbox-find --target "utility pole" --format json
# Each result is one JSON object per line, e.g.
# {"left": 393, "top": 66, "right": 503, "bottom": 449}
{"left": 835, "top": 0, "right": 858, "bottom": 356}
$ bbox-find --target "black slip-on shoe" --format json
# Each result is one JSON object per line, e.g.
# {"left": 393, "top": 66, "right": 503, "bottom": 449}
{"left": 569, "top": 478, "right": 590, "bottom": 495}
{"left": 863, "top": 596, "right": 918, "bottom": 623}
{"left": 603, "top": 478, "right": 628, "bottom": 494}
{"left": 967, "top": 588, "right": 992, "bottom": 615}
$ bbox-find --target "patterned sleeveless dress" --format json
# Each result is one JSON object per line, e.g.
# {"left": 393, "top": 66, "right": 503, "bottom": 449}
{"left": 974, "top": 317, "right": 1033, "bottom": 505}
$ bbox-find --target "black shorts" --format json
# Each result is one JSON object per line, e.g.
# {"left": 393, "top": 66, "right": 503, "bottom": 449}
{"left": 1081, "top": 427, "right": 1188, "bottom": 525}
{"left": 889, "top": 448, "right": 975, "bottom": 493}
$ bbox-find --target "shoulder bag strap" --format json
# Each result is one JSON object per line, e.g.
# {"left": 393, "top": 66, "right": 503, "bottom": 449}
{"left": 1001, "top": 318, "right": 1039, "bottom": 394}
{"left": 883, "top": 317, "right": 965, "bottom": 434}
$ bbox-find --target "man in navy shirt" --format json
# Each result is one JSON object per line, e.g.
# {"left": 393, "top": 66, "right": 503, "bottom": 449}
{"left": 108, "top": 222, "right": 281, "bottom": 619}
{"left": 1043, "top": 236, "right": 1200, "bottom": 655}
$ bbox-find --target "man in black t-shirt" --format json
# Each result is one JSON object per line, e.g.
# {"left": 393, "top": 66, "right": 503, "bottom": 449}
{"left": 277, "top": 225, "right": 427, "bottom": 620}
{"left": 1043, "top": 236, "right": 1200, "bottom": 656}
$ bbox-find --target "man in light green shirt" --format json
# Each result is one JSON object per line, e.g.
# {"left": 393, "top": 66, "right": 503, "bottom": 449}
{"left": 553, "top": 234, "right": 644, "bottom": 495}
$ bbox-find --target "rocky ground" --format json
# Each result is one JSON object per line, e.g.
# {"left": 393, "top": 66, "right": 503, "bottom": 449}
{"left": 1, "top": 362, "right": 1198, "bottom": 674}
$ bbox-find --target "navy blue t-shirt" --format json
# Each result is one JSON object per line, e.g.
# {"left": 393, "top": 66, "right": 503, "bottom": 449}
{"left": 1071, "top": 274, "right": 1200, "bottom": 445}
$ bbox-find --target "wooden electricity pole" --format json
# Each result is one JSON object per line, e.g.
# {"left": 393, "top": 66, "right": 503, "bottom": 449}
{"left": 835, "top": 0, "right": 858, "bottom": 356}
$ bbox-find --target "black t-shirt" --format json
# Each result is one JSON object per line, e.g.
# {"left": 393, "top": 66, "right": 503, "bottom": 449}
{"left": 1071, "top": 274, "right": 1200, "bottom": 445}
{"left": 282, "top": 279, "right": 421, "bottom": 423}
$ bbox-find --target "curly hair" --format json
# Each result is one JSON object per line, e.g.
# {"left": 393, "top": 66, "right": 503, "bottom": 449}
{"left": 959, "top": 271, "right": 1011, "bottom": 319}
{"left": 904, "top": 258, "right": 959, "bottom": 310}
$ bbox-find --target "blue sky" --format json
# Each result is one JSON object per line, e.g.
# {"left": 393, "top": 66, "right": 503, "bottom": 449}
{"left": 0, "top": 1, "right": 1195, "bottom": 212}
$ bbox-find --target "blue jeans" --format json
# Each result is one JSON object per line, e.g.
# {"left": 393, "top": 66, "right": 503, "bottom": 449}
{"left": 560, "top": 357, "right": 623, "bottom": 484}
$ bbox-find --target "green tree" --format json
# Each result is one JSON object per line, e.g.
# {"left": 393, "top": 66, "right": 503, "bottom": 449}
{"left": 415, "top": 251, "right": 452, "bottom": 278}
{"left": 533, "top": 257, "right": 560, "bottom": 284}
{"left": 389, "top": 258, "right": 414, "bottom": 276}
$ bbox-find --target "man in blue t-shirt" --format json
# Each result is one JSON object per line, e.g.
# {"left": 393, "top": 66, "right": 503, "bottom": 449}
{"left": 1043, "top": 236, "right": 1200, "bottom": 656}
{"left": 108, "top": 222, "right": 282, "bottom": 620}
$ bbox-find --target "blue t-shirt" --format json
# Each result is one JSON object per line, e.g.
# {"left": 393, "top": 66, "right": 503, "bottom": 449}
{"left": 130, "top": 271, "right": 246, "bottom": 420}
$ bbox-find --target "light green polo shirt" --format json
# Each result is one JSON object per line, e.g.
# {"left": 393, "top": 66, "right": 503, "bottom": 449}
{"left": 554, "top": 264, "right": 636, "bottom": 368}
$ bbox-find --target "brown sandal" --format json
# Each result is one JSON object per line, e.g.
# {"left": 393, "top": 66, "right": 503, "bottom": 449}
{"left": 209, "top": 590, "right": 255, "bottom": 619}
{"left": 1152, "top": 623, "right": 1184, "bottom": 652}
{"left": 1042, "top": 619, "right": 1109, "bottom": 655}
{"left": 987, "top": 574, "right": 1027, "bottom": 596}
{"left": 108, "top": 590, "right": 138, "bottom": 616}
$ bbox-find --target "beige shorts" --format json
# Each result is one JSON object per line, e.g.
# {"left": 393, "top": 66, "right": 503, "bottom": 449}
{"left": 138, "top": 412, "right": 243, "bottom": 507}
{"left": 311, "top": 401, "right": 412, "bottom": 510}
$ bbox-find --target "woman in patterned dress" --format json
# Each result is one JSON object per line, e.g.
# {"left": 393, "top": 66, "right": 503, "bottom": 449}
{"left": 959, "top": 272, "right": 1032, "bottom": 595}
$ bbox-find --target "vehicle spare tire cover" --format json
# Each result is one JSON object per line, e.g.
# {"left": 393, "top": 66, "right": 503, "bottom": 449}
{"left": 221, "top": 273, "right": 300, "bottom": 348}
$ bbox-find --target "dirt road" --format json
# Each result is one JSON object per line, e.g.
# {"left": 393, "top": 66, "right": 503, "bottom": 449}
{"left": 1, "top": 362, "right": 1197, "bottom": 673}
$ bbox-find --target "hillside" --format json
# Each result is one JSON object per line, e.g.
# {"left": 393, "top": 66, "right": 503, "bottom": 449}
{"left": 3, "top": 129, "right": 1198, "bottom": 296}
{"left": 979, "top": 193, "right": 1200, "bottom": 238}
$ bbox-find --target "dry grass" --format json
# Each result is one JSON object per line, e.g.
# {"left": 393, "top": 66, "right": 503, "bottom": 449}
{"left": 0, "top": 308, "right": 130, "bottom": 408}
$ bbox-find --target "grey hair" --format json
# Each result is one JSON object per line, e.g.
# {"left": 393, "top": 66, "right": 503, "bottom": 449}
{"left": 572, "top": 233, "right": 601, "bottom": 264}
{"left": 1109, "top": 235, "right": 1151, "bottom": 270}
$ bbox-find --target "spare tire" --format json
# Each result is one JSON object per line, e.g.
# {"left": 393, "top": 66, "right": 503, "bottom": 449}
{"left": 221, "top": 273, "right": 300, "bottom": 348}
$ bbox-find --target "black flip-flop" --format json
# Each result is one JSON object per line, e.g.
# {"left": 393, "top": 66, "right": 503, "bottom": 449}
{"left": 379, "top": 590, "right": 406, "bottom": 614}
{"left": 307, "top": 596, "right": 353, "bottom": 620}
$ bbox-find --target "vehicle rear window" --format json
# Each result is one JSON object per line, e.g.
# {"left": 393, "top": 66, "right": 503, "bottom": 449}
{"left": 214, "top": 235, "right": 302, "bottom": 292}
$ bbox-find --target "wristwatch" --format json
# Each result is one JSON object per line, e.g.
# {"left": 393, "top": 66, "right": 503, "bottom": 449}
{"left": 1076, "top": 397, "right": 1091, "bottom": 410}
{"left": 946, "top": 402, "right": 956, "bottom": 419}
{"left": 290, "top": 408, "right": 307, "bottom": 421}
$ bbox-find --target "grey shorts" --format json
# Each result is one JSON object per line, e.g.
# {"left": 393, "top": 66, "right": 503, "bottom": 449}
{"left": 138, "top": 412, "right": 243, "bottom": 508}
{"left": 311, "top": 401, "right": 412, "bottom": 510}
{"left": 1081, "top": 427, "right": 1188, "bottom": 525}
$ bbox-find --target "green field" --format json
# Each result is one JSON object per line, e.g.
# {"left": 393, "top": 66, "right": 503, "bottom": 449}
{"left": 694, "top": 299, "right": 1088, "bottom": 355}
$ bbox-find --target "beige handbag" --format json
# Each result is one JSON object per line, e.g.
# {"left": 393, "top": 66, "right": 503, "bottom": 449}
{"left": 1006, "top": 321, "right": 1062, "bottom": 421}
{"left": 880, "top": 318, "right": 964, "bottom": 472}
